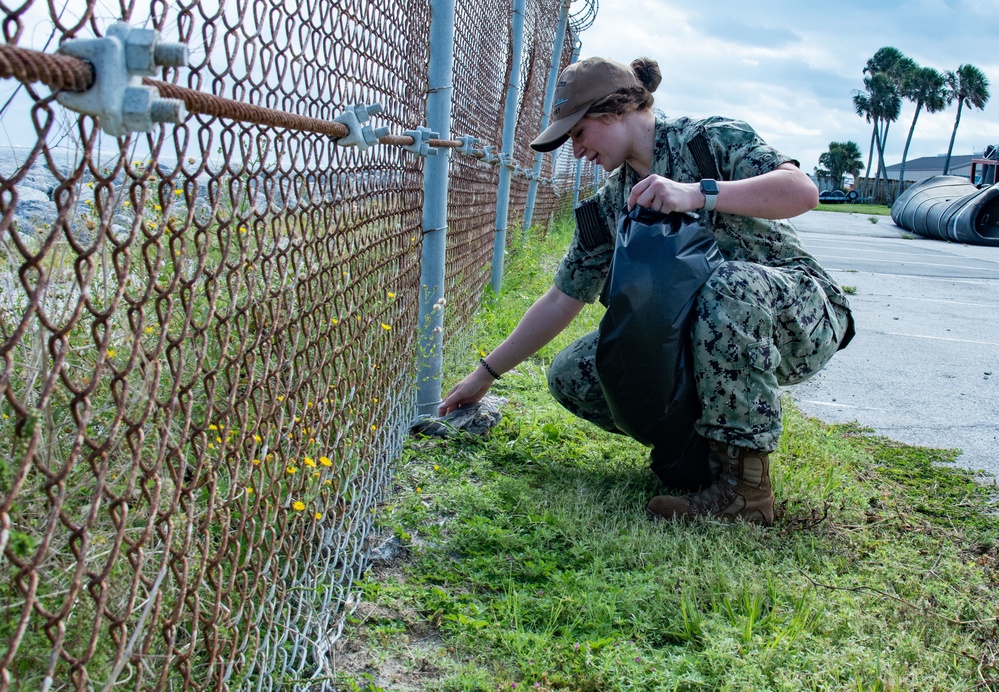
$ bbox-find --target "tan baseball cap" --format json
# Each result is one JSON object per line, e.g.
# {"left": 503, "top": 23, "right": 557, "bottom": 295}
{"left": 530, "top": 57, "right": 640, "bottom": 152}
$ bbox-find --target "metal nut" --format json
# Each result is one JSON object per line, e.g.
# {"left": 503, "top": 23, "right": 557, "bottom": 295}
{"left": 121, "top": 85, "right": 156, "bottom": 132}
{"left": 124, "top": 27, "right": 157, "bottom": 75}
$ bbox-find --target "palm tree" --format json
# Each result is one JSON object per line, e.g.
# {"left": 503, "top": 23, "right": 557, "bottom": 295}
{"left": 852, "top": 92, "right": 877, "bottom": 197}
{"left": 896, "top": 66, "right": 947, "bottom": 198}
{"left": 853, "top": 73, "right": 901, "bottom": 201}
{"left": 863, "top": 48, "right": 916, "bottom": 188}
{"left": 865, "top": 47, "right": 917, "bottom": 85}
{"left": 819, "top": 141, "right": 864, "bottom": 190}
{"left": 942, "top": 64, "right": 991, "bottom": 175}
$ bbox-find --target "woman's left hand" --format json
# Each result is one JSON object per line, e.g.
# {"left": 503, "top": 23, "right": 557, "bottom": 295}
{"left": 627, "top": 175, "right": 702, "bottom": 213}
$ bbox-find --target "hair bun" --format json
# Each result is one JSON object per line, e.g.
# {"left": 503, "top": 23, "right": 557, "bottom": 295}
{"left": 630, "top": 57, "right": 661, "bottom": 93}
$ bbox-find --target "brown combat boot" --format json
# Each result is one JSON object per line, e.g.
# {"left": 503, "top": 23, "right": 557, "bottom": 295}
{"left": 646, "top": 441, "right": 774, "bottom": 526}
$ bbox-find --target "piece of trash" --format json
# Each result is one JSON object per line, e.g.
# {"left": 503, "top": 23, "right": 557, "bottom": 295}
{"left": 409, "top": 394, "right": 506, "bottom": 437}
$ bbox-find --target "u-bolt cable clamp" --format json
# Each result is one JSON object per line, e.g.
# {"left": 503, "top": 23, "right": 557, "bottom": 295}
{"left": 457, "top": 135, "right": 479, "bottom": 156}
{"left": 401, "top": 126, "right": 439, "bottom": 156}
{"left": 334, "top": 103, "right": 390, "bottom": 152}
{"left": 56, "top": 22, "right": 188, "bottom": 136}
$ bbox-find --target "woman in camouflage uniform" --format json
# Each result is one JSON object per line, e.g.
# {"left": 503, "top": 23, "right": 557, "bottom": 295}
{"left": 439, "top": 56, "right": 853, "bottom": 526}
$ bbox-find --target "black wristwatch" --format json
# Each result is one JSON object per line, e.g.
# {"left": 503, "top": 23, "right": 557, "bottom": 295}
{"left": 700, "top": 178, "right": 719, "bottom": 212}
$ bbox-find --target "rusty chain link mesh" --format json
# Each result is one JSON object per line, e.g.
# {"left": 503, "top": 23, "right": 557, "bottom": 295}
{"left": 0, "top": 0, "right": 573, "bottom": 688}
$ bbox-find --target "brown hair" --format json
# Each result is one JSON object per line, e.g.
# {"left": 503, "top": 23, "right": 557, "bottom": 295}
{"left": 586, "top": 57, "right": 661, "bottom": 121}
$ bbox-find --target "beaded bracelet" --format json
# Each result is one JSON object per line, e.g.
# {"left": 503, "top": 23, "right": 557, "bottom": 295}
{"left": 479, "top": 357, "right": 502, "bottom": 380}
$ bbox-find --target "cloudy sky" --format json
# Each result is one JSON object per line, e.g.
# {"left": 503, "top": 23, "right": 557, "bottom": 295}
{"left": 574, "top": 0, "right": 999, "bottom": 177}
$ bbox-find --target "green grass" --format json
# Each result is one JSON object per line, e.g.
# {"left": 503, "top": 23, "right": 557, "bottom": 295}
{"left": 339, "top": 215, "right": 999, "bottom": 692}
{"left": 814, "top": 203, "right": 891, "bottom": 216}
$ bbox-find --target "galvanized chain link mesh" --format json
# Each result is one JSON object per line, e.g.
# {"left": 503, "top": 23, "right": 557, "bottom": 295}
{"left": 0, "top": 0, "right": 575, "bottom": 688}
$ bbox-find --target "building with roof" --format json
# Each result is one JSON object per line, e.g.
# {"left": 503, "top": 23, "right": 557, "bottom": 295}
{"left": 882, "top": 154, "right": 977, "bottom": 182}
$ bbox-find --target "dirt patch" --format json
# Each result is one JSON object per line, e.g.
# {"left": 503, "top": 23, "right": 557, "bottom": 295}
{"left": 329, "top": 541, "right": 450, "bottom": 691}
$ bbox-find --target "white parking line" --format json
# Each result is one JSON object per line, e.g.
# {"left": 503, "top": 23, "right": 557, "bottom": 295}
{"left": 884, "top": 331, "right": 999, "bottom": 346}
{"left": 799, "top": 400, "right": 887, "bottom": 412}
{"left": 867, "top": 296, "right": 998, "bottom": 309}
{"left": 831, "top": 271, "right": 998, "bottom": 287}
{"left": 813, "top": 254, "right": 998, "bottom": 272}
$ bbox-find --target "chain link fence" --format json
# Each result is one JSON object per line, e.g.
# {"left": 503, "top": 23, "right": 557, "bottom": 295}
{"left": 0, "top": 0, "right": 579, "bottom": 688}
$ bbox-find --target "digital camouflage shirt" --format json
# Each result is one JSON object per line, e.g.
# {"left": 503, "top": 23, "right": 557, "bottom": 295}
{"left": 553, "top": 114, "right": 852, "bottom": 316}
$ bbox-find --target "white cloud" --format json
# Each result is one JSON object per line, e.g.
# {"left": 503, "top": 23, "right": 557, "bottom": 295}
{"left": 576, "top": 0, "right": 999, "bottom": 174}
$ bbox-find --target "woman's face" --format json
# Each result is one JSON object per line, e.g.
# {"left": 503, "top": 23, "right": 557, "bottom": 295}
{"left": 569, "top": 115, "right": 630, "bottom": 171}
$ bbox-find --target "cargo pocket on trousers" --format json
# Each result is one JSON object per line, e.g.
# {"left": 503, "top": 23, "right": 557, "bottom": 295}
{"left": 745, "top": 339, "right": 781, "bottom": 430}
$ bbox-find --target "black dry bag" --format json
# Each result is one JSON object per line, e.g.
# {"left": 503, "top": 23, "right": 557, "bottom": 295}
{"left": 595, "top": 206, "right": 723, "bottom": 490}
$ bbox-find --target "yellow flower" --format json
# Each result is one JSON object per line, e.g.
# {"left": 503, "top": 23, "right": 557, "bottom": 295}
{"left": 246, "top": 487, "right": 254, "bottom": 494}
{"left": 293, "top": 501, "right": 306, "bottom": 511}
{"left": 286, "top": 466, "right": 297, "bottom": 474}
{"left": 144, "top": 326, "right": 155, "bottom": 334}
{"left": 107, "top": 348, "right": 116, "bottom": 357}
{"left": 239, "top": 226, "right": 247, "bottom": 233}
{"left": 433, "top": 465, "right": 440, "bottom": 471}
{"left": 252, "top": 459, "right": 260, "bottom": 465}
{"left": 314, "top": 512, "right": 322, "bottom": 520}
{"left": 209, "top": 424, "right": 218, "bottom": 431}
{"left": 381, "top": 323, "right": 391, "bottom": 331}
{"left": 215, "top": 437, "right": 222, "bottom": 443}
{"left": 312, "top": 472, "right": 320, "bottom": 478}
{"left": 277, "top": 396, "right": 284, "bottom": 402}
{"left": 387, "top": 291, "right": 395, "bottom": 299}
{"left": 153, "top": 204, "right": 162, "bottom": 211}
{"left": 416, "top": 487, "right": 422, "bottom": 493}
{"left": 370, "top": 424, "right": 377, "bottom": 431}
{"left": 254, "top": 435, "right": 262, "bottom": 443}
{"left": 331, "top": 318, "right": 339, "bottom": 325}
{"left": 304, "top": 456, "right": 316, "bottom": 468}
{"left": 320, "top": 456, "right": 332, "bottom": 467}
{"left": 175, "top": 189, "right": 183, "bottom": 195}
{"left": 122, "top": 201, "right": 130, "bottom": 207}
{"left": 324, "top": 479, "right": 332, "bottom": 485}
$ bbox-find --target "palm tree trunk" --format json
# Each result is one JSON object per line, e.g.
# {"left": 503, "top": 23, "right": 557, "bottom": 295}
{"left": 874, "top": 123, "right": 891, "bottom": 204}
{"left": 943, "top": 99, "right": 965, "bottom": 175}
{"left": 896, "top": 103, "right": 923, "bottom": 199}
{"left": 877, "top": 121, "right": 893, "bottom": 192}
{"left": 862, "top": 122, "right": 877, "bottom": 196}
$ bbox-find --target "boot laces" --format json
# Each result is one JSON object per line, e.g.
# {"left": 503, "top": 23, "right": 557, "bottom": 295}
{"left": 685, "top": 474, "right": 737, "bottom": 514}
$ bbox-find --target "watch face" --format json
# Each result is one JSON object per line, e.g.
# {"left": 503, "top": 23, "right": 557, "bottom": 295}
{"left": 701, "top": 179, "right": 719, "bottom": 195}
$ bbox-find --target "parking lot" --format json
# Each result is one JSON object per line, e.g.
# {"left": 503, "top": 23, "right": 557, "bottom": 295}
{"left": 786, "top": 210, "right": 999, "bottom": 479}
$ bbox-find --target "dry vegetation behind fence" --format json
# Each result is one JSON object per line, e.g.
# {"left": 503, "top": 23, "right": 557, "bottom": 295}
{"left": 0, "top": 0, "right": 590, "bottom": 687}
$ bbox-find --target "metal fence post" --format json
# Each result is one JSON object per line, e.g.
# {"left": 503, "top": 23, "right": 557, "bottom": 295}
{"left": 415, "top": 0, "right": 456, "bottom": 416}
{"left": 490, "top": 0, "right": 527, "bottom": 294}
{"left": 521, "top": 0, "right": 570, "bottom": 233}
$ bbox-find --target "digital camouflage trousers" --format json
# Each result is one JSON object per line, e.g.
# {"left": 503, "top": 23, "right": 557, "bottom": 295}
{"left": 548, "top": 261, "right": 852, "bottom": 453}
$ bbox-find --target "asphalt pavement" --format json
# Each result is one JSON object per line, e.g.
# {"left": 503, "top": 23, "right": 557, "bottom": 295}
{"left": 784, "top": 209, "right": 999, "bottom": 479}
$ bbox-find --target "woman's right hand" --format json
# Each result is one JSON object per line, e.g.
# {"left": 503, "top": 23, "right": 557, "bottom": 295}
{"left": 438, "top": 369, "right": 495, "bottom": 416}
